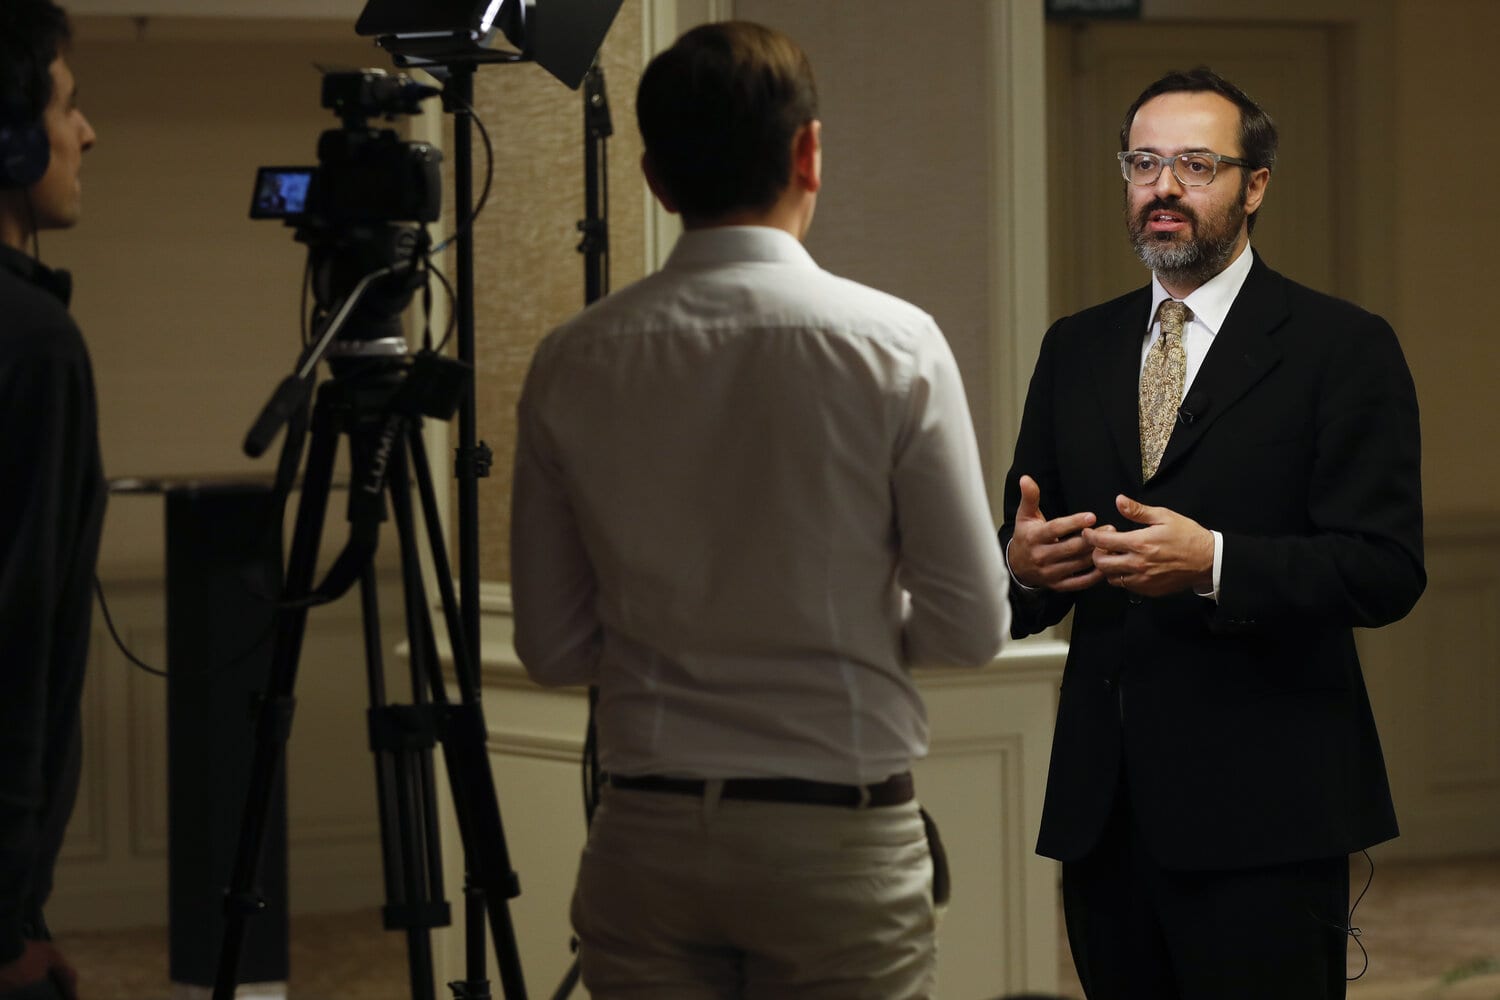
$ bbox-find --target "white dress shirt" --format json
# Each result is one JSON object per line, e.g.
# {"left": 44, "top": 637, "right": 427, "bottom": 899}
{"left": 1144, "top": 243, "right": 1256, "bottom": 601}
{"left": 511, "top": 225, "right": 1009, "bottom": 785}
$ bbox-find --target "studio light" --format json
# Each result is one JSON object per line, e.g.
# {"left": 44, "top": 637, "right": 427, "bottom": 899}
{"left": 355, "top": 0, "right": 624, "bottom": 90}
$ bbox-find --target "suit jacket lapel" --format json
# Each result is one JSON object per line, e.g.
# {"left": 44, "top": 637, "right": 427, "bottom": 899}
{"left": 1088, "top": 288, "right": 1154, "bottom": 487}
{"left": 1153, "top": 253, "right": 1286, "bottom": 477}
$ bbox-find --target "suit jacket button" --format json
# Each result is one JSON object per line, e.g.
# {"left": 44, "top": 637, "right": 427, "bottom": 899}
{"left": 1128, "top": 593, "right": 1143, "bottom": 605}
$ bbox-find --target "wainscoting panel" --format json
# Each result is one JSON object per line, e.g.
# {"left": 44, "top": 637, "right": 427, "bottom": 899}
{"left": 47, "top": 570, "right": 404, "bottom": 931}
{"left": 427, "top": 590, "right": 1065, "bottom": 999}
{"left": 1359, "top": 516, "right": 1500, "bottom": 860}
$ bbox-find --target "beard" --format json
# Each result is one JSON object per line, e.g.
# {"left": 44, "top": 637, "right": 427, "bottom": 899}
{"left": 1127, "top": 190, "right": 1247, "bottom": 288}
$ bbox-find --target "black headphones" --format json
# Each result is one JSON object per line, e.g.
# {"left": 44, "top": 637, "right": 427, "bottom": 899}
{"left": 0, "top": 56, "right": 49, "bottom": 189}
{"left": 0, "top": 107, "right": 48, "bottom": 188}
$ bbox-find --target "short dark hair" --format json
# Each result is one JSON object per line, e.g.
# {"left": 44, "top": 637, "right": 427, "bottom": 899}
{"left": 0, "top": 0, "right": 71, "bottom": 121}
{"left": 636, "top": 21, "right": 818, "bottom": 221}
{"left": 1120, "top": 67, "right": 1277, "bottom": 233}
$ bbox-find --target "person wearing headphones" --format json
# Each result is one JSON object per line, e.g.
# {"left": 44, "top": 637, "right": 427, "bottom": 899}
{"left": 0, "top": 2, "right": 100, "bottom": 997}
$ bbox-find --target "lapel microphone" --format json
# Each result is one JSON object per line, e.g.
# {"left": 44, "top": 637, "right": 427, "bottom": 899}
{"left": 1178, "top": 389, "right": 1210, "bottom": 425}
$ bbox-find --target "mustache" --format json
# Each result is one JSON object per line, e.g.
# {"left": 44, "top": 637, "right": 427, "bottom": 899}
{"left": 1135, "top": 198, "right": 1197, "bottom": 227}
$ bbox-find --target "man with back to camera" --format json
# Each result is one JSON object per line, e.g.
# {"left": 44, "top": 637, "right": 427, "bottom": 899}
{"left": 510, "top": 20, "right": 1010, "bottom": 999}
{"left": 999, "top": 67, "right": 1424, "bottom": 998}
{"left": 0, "top": 2, "right": 100, "bottom": 998}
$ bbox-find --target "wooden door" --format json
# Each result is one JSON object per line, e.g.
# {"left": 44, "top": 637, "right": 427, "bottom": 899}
{"left": 1046, "top": 21, "right": 1338, "bottom": 319}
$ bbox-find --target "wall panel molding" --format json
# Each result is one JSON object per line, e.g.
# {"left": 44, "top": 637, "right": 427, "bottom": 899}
{"left": 460, "top": 589, "right": 1068, "bottom": 997}
{"left": 47, "top": 568, "right": 407, "bottom": 931}
{"left": 1360, "top": 515, "right": 1500, "bottom": 860}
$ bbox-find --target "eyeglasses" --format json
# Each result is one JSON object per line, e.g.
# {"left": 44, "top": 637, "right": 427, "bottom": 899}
{"left": 1117, "top": 150, "right": 1252, "bottom": 187}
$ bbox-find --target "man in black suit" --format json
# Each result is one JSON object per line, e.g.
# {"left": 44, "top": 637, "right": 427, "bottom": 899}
{"left": 999, "top": 68, "right": 1424, "bottom": 999}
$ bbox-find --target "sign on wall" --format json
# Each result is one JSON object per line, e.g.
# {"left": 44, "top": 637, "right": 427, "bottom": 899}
{"left": 68, "top": 0, "right": 363, "bottom": 17}
{"left": 1045, "top": 0, "right": 1143, "bottom": 19}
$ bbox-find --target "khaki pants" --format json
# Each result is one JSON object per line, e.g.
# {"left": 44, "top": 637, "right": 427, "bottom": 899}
{"left": 571, "top": 784, "right": 938, "bottom": 1000}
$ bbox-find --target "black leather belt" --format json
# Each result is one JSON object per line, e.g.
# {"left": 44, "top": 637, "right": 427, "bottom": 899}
{"left": 604, "top": 771, "right": 914, "bottom": 809}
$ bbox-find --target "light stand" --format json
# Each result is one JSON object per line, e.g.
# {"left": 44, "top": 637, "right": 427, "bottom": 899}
{"left": 356, "top": 2, "right": 623, "bottom": 995}
{"left": 577, "top": 64, "right": 611, "bottom": 305}
{"left": 385, "top": 54, "right": 527, "bottom": 1000}
{"left": 544, "top": 62, "right": 613, "bottom": 1000}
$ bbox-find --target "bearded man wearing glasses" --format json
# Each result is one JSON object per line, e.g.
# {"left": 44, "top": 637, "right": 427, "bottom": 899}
{"left": 999, "top": 67, "right": 1424, "bottom": 1000}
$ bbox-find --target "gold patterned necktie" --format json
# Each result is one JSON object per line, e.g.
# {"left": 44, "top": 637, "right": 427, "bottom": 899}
{"left": 1139, "top": 299, "right": 1190, "bottom": 480}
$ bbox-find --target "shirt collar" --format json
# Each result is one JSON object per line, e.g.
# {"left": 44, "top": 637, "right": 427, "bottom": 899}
{"left": 1147, "top": 242, "right": 1254, "bottom": 335}
{"left": 0, "top": 242, "right": 73, "bottom": 306}
{"left": 664, "top": 225, "right": 818, "bottom": 272}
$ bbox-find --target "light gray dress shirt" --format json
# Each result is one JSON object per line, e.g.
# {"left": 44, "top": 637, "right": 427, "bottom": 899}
{"left": 511, "top": 225, "right": 1008, "bottom": 785}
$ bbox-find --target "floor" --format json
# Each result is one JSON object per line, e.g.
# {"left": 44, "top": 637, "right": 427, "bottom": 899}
{"left": 57, "top": 854, "right": 1500, "bottom": 999}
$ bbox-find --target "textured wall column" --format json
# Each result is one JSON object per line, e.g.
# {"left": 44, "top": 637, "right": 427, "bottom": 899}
{"left": 440, "top": 6, "right": 648, "bottom": 586}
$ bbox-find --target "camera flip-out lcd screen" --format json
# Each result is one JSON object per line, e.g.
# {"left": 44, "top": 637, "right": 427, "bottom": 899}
{"left": 250, "top": 167, "right": 315, "bottom": 220}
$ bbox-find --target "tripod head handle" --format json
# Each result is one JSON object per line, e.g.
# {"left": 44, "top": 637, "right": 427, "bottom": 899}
{"left": 244, "top": 374, "right": 314, "bottom": 458}
{"left": 243, "top": 261, "right": 405, "bottom": 457}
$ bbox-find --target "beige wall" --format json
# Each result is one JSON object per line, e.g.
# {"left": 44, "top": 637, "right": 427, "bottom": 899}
{"left": 52, "top": 18, "right": 381, "bottom": 578}
{"left": 1392, "top": 0, "right": 1500, "bottom": 519}
{"left": 737, "top": 0, "right": 998, "bottom": 466}
{"left": 54, "top": 5, "right": 1500, "bottom": 618}
{"left": 459, "top": 4, "right": 648, "bottom": 584}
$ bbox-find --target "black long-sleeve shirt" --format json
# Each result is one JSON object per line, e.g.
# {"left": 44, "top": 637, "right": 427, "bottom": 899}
{"left": 0, "top": 243, "right": 105, "bottom": 963}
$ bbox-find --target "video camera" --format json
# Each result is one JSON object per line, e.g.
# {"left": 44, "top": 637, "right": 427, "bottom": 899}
{"left": 245, "top": 67, "right": 447, "bottom": 366}
{"left": 249, "top": 68, "right": 442, "bottom": 227}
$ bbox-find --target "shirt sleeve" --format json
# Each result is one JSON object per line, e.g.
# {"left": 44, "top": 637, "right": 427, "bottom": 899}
{"left": 1193, "top": 529, "right": 1223, "bottom": 603}
{"left": 891, "top": 321, "right": 1010, "bottom": 667}
{"left": 509, "top": 354, "right": 604, "bottom": 687}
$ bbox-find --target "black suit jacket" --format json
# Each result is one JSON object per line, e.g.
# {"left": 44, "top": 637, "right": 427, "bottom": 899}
{"left": 1000, "top": 253, "right": 1424, "bottom": 871}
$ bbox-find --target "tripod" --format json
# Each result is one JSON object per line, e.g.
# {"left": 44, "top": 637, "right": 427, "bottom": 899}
{"left": 212, "top": 347, "right": 528, "bottom": 1000}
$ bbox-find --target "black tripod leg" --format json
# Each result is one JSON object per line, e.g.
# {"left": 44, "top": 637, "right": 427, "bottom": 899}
{"left": 386, "top": 445, "right": 453, "bottom": 917}
{"left": 213, "top": 389, "right": 341, "bottom": 1000}
{"left": 401, "top": 424, "right": 528, "bottom": 1000}
{"left": 360, "top": 560, "right": 442, "bottom": 1000}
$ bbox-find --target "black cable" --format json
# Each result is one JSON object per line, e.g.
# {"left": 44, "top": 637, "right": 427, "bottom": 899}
{"left": 93, "top": 574, "right": 275, "bottom": 680}
{"left": 427, "top": 257, "right": 458, "bottom": 353}
{"left": 431, "top": 96, "right": 494, "bottom": 257}
{"left": 1344, "top": 849, "right": 1374, "bottom": 981}
{"left": 1307, "top": 849, "right": 1374, "bottom": 981}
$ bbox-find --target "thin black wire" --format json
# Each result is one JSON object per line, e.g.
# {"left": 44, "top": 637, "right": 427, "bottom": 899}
{"left": 426, "top": 255, "right": 458, "bottom": 354}
{"left": 1345, "top": 849, "right": 1374, "bottom": 981}
{"left": 93, "top": 575, "right": 275, "bottom": 680}
{"left": 430, "top": 95, "right": 494, "bottom": 257}
{"left": 418, "top": 95, "right": 489, "bottom": 354}
{"left": 1308, "top": 848, "right": 1374, "bottom": 981}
